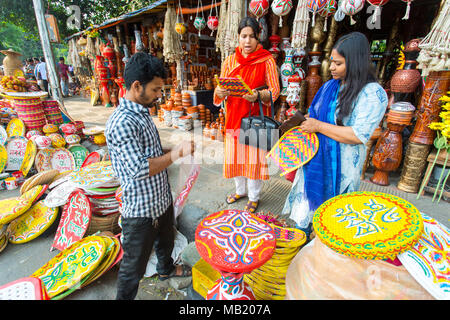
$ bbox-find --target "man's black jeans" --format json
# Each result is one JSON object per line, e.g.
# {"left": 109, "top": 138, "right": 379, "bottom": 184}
{"left": 116, "top": 203, "right": 175, "bottom": 300}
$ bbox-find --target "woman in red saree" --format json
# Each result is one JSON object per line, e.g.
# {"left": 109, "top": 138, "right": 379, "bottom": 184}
{"left": 213, "top": 17, "right": 280, "bottom": 213}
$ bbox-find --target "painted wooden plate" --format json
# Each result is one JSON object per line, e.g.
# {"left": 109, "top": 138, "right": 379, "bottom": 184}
{"left": 35, "top": 148, "right": 54, "bottom": 172}
{"left": 32, "top": 236, "right": 107, "bottom": 299}
{"left": 51, "top": 189, "right": 92, "bottom": 251}
{"left": 0, "top": 277, "right": 45, "bottom": 300}
{"left": 50, "top": 148, "right": 75, "bottom": 172}
{"left": 68, "top": 144, "right": 89, "bottom": 170}
{"left": 68, "top": 161, "right": 116, "bottom": 189}
{"left": 5, "top": 136, "right": 28, "bottom": 171}
{"left": 0, "top": 197, "right": 33, "bottom": 225}
{"left": 0, "top": 144, "right": 7, "bottom": 173}
{"left": 7, "top": 201, "right": 59, "bottom": 244}
{"left": 20, "top": 139, "right": 37, "bottom": 177}
{"left": 0, "top": 125, "right": 7, "bottom": 145}
{"left": 398, "top": 213, "right": 450, "bottom": 300}
{"left": 81, "top": 151, "right": 102, "bottom": 168}
{"left": 6, "top": 118, "right": 26, "bottom": 138}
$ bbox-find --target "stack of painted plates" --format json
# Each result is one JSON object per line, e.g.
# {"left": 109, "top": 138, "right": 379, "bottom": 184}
{"left": 31, "top": 234, "right": 123, "bottom": 300}
{"left": 0, "top": 277, "right": 49, "bottom": 300}
{"left": 244, "top": 224, "right": 307, "bottom": 300}
{"left": 42, "top": 100, "right": 63, "bottom": 126}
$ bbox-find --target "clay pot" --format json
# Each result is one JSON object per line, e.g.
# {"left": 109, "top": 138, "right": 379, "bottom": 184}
{"left": 305, "top": 59, "right": 323, "bottom": 109}
{"left": 390, "top": 61, "right": 421, "bottom": 93}
{"left": 1, "top": 49, "right": 23, "bottom": 77}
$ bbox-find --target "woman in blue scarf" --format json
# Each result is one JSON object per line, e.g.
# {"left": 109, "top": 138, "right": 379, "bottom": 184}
{"left": 279, "top": 32, "right": 388, "bottom": 236}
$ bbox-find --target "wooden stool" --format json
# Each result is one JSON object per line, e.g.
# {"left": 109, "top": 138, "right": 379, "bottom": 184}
{"left": 419, "top": 149, "right": 450, "bottom": 198}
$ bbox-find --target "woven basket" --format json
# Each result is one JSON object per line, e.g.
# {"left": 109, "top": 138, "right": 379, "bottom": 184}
{"left": 86, "top": 212, "right": 121, "bottom": 235}
{"left": 244, "top": 224, "right": 307, "bottom": 300}
{"left": 42, "top": 100, "right": 64, "bottom": 125}
{"left": 20, "top": 169, "right": 60, "bottom": 194}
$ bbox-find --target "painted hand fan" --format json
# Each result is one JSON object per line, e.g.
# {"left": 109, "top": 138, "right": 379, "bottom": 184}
{"left": 215, "top": 75, "right": 254, "bottom": 96}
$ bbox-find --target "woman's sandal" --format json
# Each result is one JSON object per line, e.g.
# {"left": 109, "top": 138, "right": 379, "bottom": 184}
{"left": 158, "top": 264, "right": 192, "bottom": 281}
{"left": 226, "top": 193, "right": 247, "bottom": 204}
{"left": 244, "top": 200, "right": 259, "bottom": 213}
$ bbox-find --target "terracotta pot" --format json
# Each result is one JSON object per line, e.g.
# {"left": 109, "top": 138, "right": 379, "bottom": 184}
{"left": 1, "top": 49, "right": 22, "bottom": 77}
{"left": 305, "top": 59, "right": 323, "bottom": 110}
{"left": 410, "top": 70, "right": 450, "bottom": 145}
{"left": 390, "top": 60, "right": 421, "bottom": 93}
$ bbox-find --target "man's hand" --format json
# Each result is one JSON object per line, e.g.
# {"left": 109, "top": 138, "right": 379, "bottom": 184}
{"left": 171, "top": 140, "right": 195, "bottom": 160}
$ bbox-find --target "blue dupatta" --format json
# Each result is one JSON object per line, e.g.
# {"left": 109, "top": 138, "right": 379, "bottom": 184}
{"left": 303, "top": 79, "right": 341, "bottom": 213}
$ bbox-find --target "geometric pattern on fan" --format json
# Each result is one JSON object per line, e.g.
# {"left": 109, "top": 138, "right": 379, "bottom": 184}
{"left": 266, "top": 126, "right": 319, "bottom": 176}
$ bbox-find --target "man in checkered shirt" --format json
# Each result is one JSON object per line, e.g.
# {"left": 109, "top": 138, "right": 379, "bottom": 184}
{"left": 106, "top": 53, "right": 195, "bottom": 300}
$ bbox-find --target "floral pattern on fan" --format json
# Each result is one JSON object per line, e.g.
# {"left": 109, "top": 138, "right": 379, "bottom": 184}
{"left": 266, "top": 126, "right": 319, "bottom": 176}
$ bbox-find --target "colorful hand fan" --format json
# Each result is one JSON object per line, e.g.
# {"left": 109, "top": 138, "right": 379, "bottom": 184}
{"left": 266, "top": 126, "right": 319, "bottom": 176}
{"left": 215, "top": 75, "right": 253, "bottom": 96}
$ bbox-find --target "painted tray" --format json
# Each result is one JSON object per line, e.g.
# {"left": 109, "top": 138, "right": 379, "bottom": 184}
{"left": 35, "top": 148, "right": 54, "bottom": 172}
{"left": 32, "top": 236, "right": 107, "bottom": 299}
{"left": 312, "top": 192, "right": 424, "bottom": 260}
{"left": 0, "top": 277, "right": 45, "bottom": 300}
{"left": 44, "top": 181, "right": 78, "bottom": 208}
{"left": 68, "top": 161, "right": 116, "bottom": 189}
{"left": 51, "top": 189, "right": 92, "bottom": 251}
{"left": 0, "top": 144, "right": 7, "bottom": 173}
{"left": 266, "top": 126, "right": 319, "bottom": 176}
{"left": 20, "top": 139, "right": 37, "bottom": 177}
{"left": 0, "top": 125, "right": 7, "bottom": 145}
{"left": 0, "top": 197, "right": 33, "bottom": 225}
{"left": 68, "top": 145, "right": 89, "bottom": 169}
{"left": 7, "top": 201, "right": 59, "bottom": 244}
{"left": 398, "top": 213, "right": 450, "bottom": 300}
{"left": 81, "top": 151, "right": 102, "bottom": 168}
{"left": 6, "top": 118, "right": 26, "bottom": 138}
{"left": 5, "top": 136, "right": 28, "bottom": 171}
{"left": 195, "top": 209, "right": 276, "bottom": 273}
{"left": 50, "top": 148, "right": 75, "bottom": 172}
{"left": 20, "top": 185, "right": 47, "bottom": 205}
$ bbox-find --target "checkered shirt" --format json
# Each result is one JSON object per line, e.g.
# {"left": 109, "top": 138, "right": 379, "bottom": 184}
{"left": 105, "top": 98, "right": 172, "bottom": 219}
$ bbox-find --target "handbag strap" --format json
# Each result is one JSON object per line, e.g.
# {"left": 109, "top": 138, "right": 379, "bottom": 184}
{"left": 247, "top": 90, "right": 275, "bottom": 119}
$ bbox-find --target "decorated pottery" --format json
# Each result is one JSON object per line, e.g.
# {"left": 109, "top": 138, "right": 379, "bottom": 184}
{"left": 48, "top": 133, "right": 66, "bottom": 148}
{"left": 249, "top": 0, "right": 270, "bottom": 19}
{"left": 339, "top": 0, "right": 365, "bottom": 17}
{"left": 59, "top": 123, "right": 77, "bottom": 135}
{"left": 25, "top": 130, "right": 42, "bottom": 140}
{"left": 33, "top": 135, "right": 52, "bottom": 149}
{"left": 175, "top": 23, "right": 187, "bottom": 36}
{"left": 285, "top": 74, "right": 302, "bottom": 118}
{"left": 207, "top": 16, "right": 219, "bottom": 34}
{"left": 195, "top": 210, "right": 276, "bottom": 300}
{"left": 7, "top": 200, "right": 58, "bottom": 244}
{"left": 194, "top": 17, "right": 206, "bottom": 34}
{"left": 65, "top": 134, "right": 81, "bottom": 145}
{"left": 313, "top": 191, "right": 423, "bottom": 260}
{"left": 280, "top": 48, "right": 295, "bottom": 95}
{"left": 271, "top": 0, "right": 293, "bottom": 27}
{"left": 6, "top": 118, "right": 26, "bottom": 138}
{"left": 43, "top": 124, "right": 59, "bottom": 135}
{"left": 33, "top": 236, "right": 107, "bottom": 298}
{"left": 51, "top": 189, "right": 92, "bottom": 251}
{"left": 305, "top": 55, "right": 323, "bottom": 109}
{"left": 5, "top": 136, "right": 28, "bottom": 171}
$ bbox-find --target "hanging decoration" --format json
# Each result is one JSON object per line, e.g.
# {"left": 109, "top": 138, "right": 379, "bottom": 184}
{"left": 306, "top": 0, "right": 327, "bottom": 27}
{"left": 175, "top": 0, "right": 187, "bottom": 39}
{"left": 271, "top": 0, "right": 294, "bottom": 27}
{"left": 194, "top": 0, "right": 207, "bottom": 36}
{"left": 401, "top": 0, "right": 414, "bottom": 20}
{"left": 416, "top": 0, "right": 450, "bottom": 76}
{"left": 318, "top": 0, "right": 337, "bottom": 31}
{"left": 207, "top": 0, "right": 219, "bottom": 36}
{"left": 249, "top": 0, "right": 270, "bottom": 20}
{"left": 338, "top": 0, "right": 366, "bottom": 25}
{"left": 163, "top": 4, "right": 184, "bottom": 64}
{"left": 291, "top": 0, "right": 310, "bottom": 50}
{"left": 367, "top": 0, "right": 389, "bottom": 24}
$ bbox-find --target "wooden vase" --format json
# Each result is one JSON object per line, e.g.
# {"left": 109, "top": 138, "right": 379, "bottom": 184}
{"left": 397, "top": 142, "right": 432, "bottom": 193}
{"left": 305, "top": 57, "right": 323, "bottom": 111}
{"left": 409, "top": 70, "right": 450, "bottom": 145}
{"left": 371, "top": 110, "right": 414, "bottom": 186}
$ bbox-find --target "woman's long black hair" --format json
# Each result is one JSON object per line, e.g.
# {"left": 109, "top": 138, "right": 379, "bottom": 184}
{"left": 333, "top": 32, "right": 377, "bottom": 126}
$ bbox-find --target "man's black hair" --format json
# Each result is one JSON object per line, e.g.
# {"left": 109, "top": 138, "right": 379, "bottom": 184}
{"left": 40, "top": 57, "right": 45, "bottom": 62}
{"left": 123, "top": 52, "right": 167, "bottom": 90}
{"left": 59, "top": 57, "right": 64, "bottom": 61}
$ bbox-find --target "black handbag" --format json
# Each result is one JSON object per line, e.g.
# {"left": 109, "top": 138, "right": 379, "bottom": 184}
{"left": 239, "top": 91, "right": 281, "bottom": 151}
